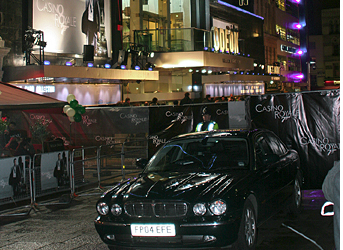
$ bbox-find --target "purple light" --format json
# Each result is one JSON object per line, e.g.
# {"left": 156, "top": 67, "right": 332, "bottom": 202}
{"left": 120, "top": 65, "right": 126, "bottom": 69}
{"left": 104, "top": 64, "right": 111, "bottom": 69}
{"left": 211, "top": 48, "right": 215, "bottom": 52}
{"left": 135, "top": 65, "right": 140, "bottom": 70}
{"left": 204, "top": 47, "right": 208, "bottom": 51}
{"left": 66, "top": 62, "right": 72, "bottom": 66}
{"left": 87, "top": 63, "right": 93, "bottom": 67}
{"left": 44, "top": 61, "right": 50, "bottom": 65}
{"left": 148, "top": 67, "right": 153, "bottom": 71}
{"left": 292, "top": 23, "right": 303, "bottom": 29}
{"left": 293, "top": 0, "right": 301, "bottom": 3}
{"left": 295, "top": 74, "right": 304, "bottom": 79}
{"left": 296, "top": 49, "right": 304, "bottom": 55}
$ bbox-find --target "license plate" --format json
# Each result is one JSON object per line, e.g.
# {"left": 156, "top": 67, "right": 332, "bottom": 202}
{"left": 130, "top": 223, "right": 176, "bottom": 237}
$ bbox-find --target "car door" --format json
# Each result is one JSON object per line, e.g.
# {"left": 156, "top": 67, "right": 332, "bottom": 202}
{"left": 264, "top": 132, "right": 296, "bottom": 203}
{"left": 252, "top": 132, "right": 282, "bottom": 220}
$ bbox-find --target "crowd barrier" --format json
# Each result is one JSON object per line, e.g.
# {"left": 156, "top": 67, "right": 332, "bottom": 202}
{"left": 0, "top": 139, "right": 148, "bottom": 216}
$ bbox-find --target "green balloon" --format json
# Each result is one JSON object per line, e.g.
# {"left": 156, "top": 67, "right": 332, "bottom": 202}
{"left": 74, "top": 113, "right": 82, "bottom": 122}
{"left": 79, "top": 106, "right": 86, "bottom": 114}
{"left": 70, "top": 99, "right": 79, "bottom": 109}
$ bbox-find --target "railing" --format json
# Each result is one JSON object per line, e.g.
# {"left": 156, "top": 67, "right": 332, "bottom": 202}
{"left": 134, "top": 28, "right": 212, "bottom": 52}
{"left": 0, "top": 139, "right": 148, "bottom": 216}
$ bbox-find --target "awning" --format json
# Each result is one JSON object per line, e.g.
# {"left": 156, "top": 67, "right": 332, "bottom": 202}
{"left": 0, "top": 82, "right": 67, "bottom": 110}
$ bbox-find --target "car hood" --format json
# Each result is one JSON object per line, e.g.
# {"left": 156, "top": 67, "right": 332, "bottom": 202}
{"left": 107, "top": 171, "right": 248, "bottom": 203}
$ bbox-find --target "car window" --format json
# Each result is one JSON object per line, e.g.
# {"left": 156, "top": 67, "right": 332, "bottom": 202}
{"left": 254, "top": 134, "right": 273, "bottom": 167}
{"left": 266, "top": 132, "right": 288, "bottom": 156}
{"left": 144, "top": 138, "right": 249, "bottom": 173}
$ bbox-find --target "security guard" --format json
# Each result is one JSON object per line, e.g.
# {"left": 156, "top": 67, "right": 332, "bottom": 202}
{"left": 195, "top": 106, "right": 219, "bottom": 132}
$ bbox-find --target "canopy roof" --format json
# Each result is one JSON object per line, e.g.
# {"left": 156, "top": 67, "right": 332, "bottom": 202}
{"left": 0, "top": 82, "right": 67, "bottom": 110}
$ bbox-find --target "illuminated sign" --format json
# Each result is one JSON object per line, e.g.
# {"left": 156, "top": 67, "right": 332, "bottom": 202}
{"left": 36, "top": 85, "right": 56, "bottom": 93}
{"left": 212, "top": 25, "right": 239, "bottom": 53}
{"left": 281, "top": 45, "right": 297, "bottom": 54}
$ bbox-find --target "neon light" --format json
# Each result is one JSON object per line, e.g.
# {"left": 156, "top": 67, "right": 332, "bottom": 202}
{"left": 120, "top": 65, "right": 126, "bottom": 69}
{"left": 104, "top": 64, "right": 111, "bottom": 69}
{"left": 135, "top": 65, "right": 140, "bottom": 70}
{"left": 87, "top": 63, "right": 93, "bottom": 67}
{"left": 218, "top": 0, "right": 264, "bottom": 20}
{"left": 66, "top": 62, "right": 72, "bottom": 66}
{"left": 44, "top": 61, "right": 50, "bottom": 65}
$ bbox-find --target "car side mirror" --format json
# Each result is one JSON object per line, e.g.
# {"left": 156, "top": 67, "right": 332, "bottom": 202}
{"left": 136, "top": 158, "right": 148, "bottom": 169}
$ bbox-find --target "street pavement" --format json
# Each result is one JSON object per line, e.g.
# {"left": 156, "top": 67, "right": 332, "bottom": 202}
{"left": 0, "top": 186, "right": 335, "bottom": 250}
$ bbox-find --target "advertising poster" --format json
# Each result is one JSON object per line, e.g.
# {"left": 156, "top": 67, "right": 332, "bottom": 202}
{"left": 0, "top": 157, "right": 25, "bottom": 199}
{"left": 247, "top": 90, "right": 340, "bottom": 189}
{"left": 41, "top": 151, "right": 69, "bottom": 190}
{"left": 33, "top": 0, "right": 112, "bottom": 56}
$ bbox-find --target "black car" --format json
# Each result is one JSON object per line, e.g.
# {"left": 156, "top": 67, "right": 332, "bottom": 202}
{"left": 94, "top": 129, "right": 302, "bottom": 250}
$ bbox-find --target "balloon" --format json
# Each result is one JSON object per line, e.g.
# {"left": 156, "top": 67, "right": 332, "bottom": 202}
{"left": 68, "top": 116, "right": 75, "bottom": 122}
{"left": 70, "top": 99, "right": 79, "bottom": 109}
{"left": 66, "top": 108, "right": 76, "bottom": 117}
{"left": 74, "top": 113, "right": 82, "bottom": 122}
{"left": 67, "top": 94, "right": 75, "bottom": 103}
{"left": 78, "top": 105, "right": 86, "bottom": 114}
{"left": 63, "top": 105, "right": 71, "bottom": 113}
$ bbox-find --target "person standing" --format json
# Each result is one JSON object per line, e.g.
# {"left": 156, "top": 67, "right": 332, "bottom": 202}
{"left": 195, "top": 106, "right": 219, "bottom": 132}
{"left": 150, "top": 97, "right": 158, "bottom": 106}
{"left": 180, "top": 92, "right": 192, "bottom": 105}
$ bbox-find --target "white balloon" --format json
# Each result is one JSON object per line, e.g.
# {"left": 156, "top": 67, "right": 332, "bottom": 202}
{"left": 63, "top": 105, "right": 71, "bottom": 113}
{"left": 68, "top": 116, "right": 75, "bottom": 122}
{"left": 66, "top": 108, "right": 76, "bottom": 117}
{"left": 67, "top": 94, "right": 76, "bottom": 103}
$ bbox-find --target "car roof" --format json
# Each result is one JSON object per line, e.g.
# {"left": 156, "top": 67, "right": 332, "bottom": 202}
{"left": 170, "top": 128, "right": 269, "bottom": 141}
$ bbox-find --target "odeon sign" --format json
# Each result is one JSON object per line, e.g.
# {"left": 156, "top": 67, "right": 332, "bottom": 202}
{"left": 211, "top": 26, "right": 239, "bottom": 54}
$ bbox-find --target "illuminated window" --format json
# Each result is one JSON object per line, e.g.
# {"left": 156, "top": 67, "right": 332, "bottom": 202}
{"left": 276, "top": 25, "right": 286, "bottom": 41}
{"left": 276, "top": 0, "right": 285, "bottom": 11}
{"left": 287, "top": 29, "right": 300, "bottom": 45}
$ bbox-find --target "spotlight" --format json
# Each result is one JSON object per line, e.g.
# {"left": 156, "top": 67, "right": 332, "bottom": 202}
{"left": 135, "top": 65, "right": 140, "bottom": 70}
{"left": 150, "top": 52, "right": 154, "bottom": 58}
{"left": 105, "top": 64, "right": 111, "bottom": 69}
{"left": 211, "top": 48, "right": 215, "bottom": 52}
{"left": 204, "top": 47, "right": 208, "bottom": 51}
{"left": 87, "top": 63, "right": 93, "bottom": 67}
{"left": 44, "top": 61, "right": 50, "bottom": 65}
{"left": 66, "top": 62, "right": 72, "bottom": 66}
{"left": 120, "top": 65, "right": 126, "bottom": 69}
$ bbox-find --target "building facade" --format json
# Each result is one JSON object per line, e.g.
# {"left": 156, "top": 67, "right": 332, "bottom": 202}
{"left": 0, "top": 0, "right": 292, "bottom": 105}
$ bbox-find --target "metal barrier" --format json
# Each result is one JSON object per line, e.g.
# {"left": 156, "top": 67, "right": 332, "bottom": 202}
{"left": 0, "top": 139, "right": 148, "bottom": 215}
{"left": 0, "top": 155, "right": 33, "bottom": 216}
{"left": 32, "top": 150, "right": 73, "bottom": 206}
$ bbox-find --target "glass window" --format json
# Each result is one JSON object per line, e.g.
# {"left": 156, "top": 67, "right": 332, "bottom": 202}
{"left": 144, "top": 138, "right": 249, "bottom": 173}
{"left": 276, "top": 0, "right": 285, "bottom": 11}
{"left": 266, "top": 133, "right": 288, "bottom": 155}
{"left": 287, "top": 29, "right": 300, "bottom": 45}
{"left": 276, "top": 25, "right": 286, "bottom": 41}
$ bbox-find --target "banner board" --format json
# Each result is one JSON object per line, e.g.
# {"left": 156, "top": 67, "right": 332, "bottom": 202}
{"left": 247, "top": 90, "right": 340, "bottom": 189}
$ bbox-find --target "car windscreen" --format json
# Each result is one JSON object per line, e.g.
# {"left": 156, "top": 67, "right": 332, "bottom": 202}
{"left": 144, "top": 137, "right": 249, "bottom": 173}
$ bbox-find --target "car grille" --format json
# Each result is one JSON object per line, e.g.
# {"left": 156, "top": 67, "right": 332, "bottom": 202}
{"left": 124, "top": 201, "right": 188, "bottom": 218}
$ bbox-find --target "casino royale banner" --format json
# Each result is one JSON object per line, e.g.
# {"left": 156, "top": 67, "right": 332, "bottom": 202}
{"left": 148, "top": 103, "right": 229, "bottom": 157}
{"left": 247, "top": 90, "right": 340, "bottom": 189}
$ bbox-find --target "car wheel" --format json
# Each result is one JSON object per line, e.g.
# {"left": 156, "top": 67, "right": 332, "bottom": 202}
{"left": 289, "top": 174, "right": 302, "bottom": 215}
{"left": 236, "top": 199, "right": 257, "bottom": 250}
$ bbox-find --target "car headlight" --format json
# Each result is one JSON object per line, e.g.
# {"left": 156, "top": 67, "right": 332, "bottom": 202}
{"left": 97, "top": 202, "right": 109, "bottom": 215}
{"left": 209, "top": 200, "right": 226, "bottom": 215}
{"left": 193, "top": 203, "right": 207, "bottom": 216}
{"left": 111, "top": 204, "right": 122, "bottom": 216}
